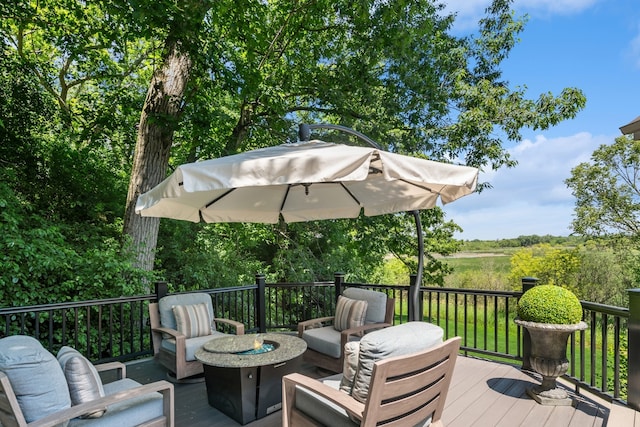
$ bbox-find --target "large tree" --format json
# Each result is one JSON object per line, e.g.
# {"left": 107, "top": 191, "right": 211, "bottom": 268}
{"left": 566, "top": 135, "right": 640, "bottom": 238}
{"left": 121, "top": 0, "right": 212, "bottom": 271}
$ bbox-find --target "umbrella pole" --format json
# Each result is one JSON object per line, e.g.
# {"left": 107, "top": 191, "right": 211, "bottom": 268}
{"left": 299, "top": 123, "right": 424, "bottom": 321}
{"left": 411, "top": 210, "right": 424, "bottom": 322}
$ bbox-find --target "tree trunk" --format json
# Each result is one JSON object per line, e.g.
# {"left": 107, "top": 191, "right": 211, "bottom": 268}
{"left": 123, "top": 39, "right": 193, "bottom": 272}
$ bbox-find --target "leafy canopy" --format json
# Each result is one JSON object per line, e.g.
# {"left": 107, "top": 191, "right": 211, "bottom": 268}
{"left": 566, "top": 135, "right": 640, "bottom": 239}
{"left": 0, "top": 0, "right": 588, "bottom": 298}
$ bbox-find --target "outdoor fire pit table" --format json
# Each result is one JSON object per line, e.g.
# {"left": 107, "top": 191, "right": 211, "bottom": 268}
{"left": 195, "top": 333, "right": 307, "bottom": 425}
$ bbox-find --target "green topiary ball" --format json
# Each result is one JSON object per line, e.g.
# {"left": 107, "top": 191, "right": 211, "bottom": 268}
{"left": 517, "top": 285, "right": 582, "bottom": 324}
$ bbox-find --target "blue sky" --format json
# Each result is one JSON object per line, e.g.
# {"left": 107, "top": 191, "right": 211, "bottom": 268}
{"left": 440, "top": 0, "right": 640, "bottom": 240}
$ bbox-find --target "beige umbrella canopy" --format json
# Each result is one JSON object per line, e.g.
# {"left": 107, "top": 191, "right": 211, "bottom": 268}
{"left": 136, "top": 138, "right": 479, "bottom": 321}
{"left": 135, "top": 140, "right": 479, "bottom": 223}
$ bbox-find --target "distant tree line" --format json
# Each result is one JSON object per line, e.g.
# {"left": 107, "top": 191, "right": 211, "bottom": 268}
{"left": 462, "top": 235, "right": 585, "bottom": 250}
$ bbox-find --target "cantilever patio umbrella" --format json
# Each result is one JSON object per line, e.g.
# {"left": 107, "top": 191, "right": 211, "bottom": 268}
{"left": 136, "top": 138, "right": 479, "bottom": 320}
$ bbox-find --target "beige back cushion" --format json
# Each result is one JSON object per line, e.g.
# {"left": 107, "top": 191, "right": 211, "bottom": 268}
{"left": 351, "top": 321, "right": 444, "bottom": 403}
{"left": 342, "top": 288, "right": 387, "bottom": 324}
{"left": 158, "top": 292, "right": 215, "bottom": 333}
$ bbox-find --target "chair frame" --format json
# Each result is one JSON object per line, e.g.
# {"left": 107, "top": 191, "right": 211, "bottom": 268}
{"left": 0, "top": 361, "right": 174, "bottom": 427}
{"left": 149, "top": 302, "right": 245, "bottom": 381}
{"left": 298, "top": 297, "right": 395, "bottom": 373}
{"left": 283, "top": 336, "right": 461, "bottom": 427}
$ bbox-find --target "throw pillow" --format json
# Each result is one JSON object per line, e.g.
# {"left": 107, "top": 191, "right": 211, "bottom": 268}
{"left": 173, "top": 303, "right": 213, "bottom": 338}
{"left": 57, "top": 346, "right": 106, "bottom": 418}
{"left": 339, "top": 341, "right": 359, "bottom": 394}
{"left": 333, "top": 296, "right": 368, "bottom": 332}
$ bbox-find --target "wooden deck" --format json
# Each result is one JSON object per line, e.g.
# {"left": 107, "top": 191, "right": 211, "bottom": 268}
{"left": 123, "top": 354, "right": 638, "bottom": 426}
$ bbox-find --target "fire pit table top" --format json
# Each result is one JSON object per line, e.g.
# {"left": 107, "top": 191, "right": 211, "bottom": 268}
{"left": 195, "top": 333, "right": 307, "bottom": 368}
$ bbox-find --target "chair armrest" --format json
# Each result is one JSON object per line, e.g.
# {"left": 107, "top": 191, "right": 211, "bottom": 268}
{"left": 151, "top": 326, "right": 187, "bottom": 363}
{"left": 282, "top": 373, "right": 364, "bottom": 421}
{"left": 94, "top": 361, "right": 126, "bottom": 380}
{"left": 339, "top": 323, "right": 391, "bottom": 347}
{"left": 151, "top": 326, "right": 187, "bottom": 340}
{"left": 342, "top": 322, "right": 391, "bottom": 337}
{"left": 214, "top": 318, "right": 245, "bottom": 335}
{"left": 297, "top": 316, "right": 335, "bottom": 337}
{"left": 28, "top": 380, "right": 174, "bottom": 427}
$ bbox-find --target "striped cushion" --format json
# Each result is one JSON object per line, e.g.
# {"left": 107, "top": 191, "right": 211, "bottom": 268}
{"left": 172, "top": 303, "right": 212, "bottom": 338}
{"left": 333, "top": 296, "right": 368, "bottom": 332}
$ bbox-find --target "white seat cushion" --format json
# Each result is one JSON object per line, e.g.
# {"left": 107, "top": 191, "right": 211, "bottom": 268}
{"left": 69, "top": 378, "right": 164, "bottom": 426}
{"left": 302, "top": 326, "right": 359, "bottom": 359}
{"left": 294, "top": 374, "right": 356, "bottom": 427}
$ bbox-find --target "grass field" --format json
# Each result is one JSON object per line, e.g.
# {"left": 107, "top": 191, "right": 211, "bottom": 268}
{"left": 442, "top": 253, "right": 512, "bottom": 273}
{"left": 439, "top": 252, "right": 514, "bottom": 289}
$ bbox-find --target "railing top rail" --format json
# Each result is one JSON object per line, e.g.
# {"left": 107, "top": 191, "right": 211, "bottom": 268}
{"left": 267, "top": 281, "right": 334, "bottom": 288}
{"left": 170, "top": 285, "right": 258, "bottom": 295}
{"left": 0, "top": 294, "right": 154, "bottom": 315}
{"left": 421, "top": 286, "right": 521, "bottom": 298}
{"left": 581, "top": 300, "right": 629, "bottom": 318}
{"left": 342, "top": 283, "right": 405, "bottom": 290}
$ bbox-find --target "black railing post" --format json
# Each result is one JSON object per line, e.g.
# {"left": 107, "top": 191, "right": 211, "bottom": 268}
{"left": 627, "top": 289, "right": 640, "bottom": 410}
{"left": 154, "top": 281, "right": 168, "bottom": 301}
{"left": 256, "top": 274, "right": 267, "bottom": 333}
{"left": 334, "top": 272, "right": 345, "bottom": 301}
{"left": 520, "top": 277, "right": 538, "bottom": 371}
{"left": 409, "top": 274, "right": 423, "bottom": 321}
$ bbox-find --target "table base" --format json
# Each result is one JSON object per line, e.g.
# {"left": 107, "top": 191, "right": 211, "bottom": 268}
{"left": 203, "top": 356, "right": 302, "bottom": 425}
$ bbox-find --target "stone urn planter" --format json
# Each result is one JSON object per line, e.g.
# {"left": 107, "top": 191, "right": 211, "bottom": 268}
{"left": 515, "top": 284, "right": 587, "bottom": 406}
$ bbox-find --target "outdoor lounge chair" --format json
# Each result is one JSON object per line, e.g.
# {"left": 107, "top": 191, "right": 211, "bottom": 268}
{"left": 0, "top": 335, "right": 174, "bottom": 427}
{"left": 297, "top": 287, "right": 395, "bottom": 372}
{"left": 149, "top": 292, "right": 245, "bottom": 381}
{"left": 283, "top": 322, "right": 458, "bottom": 427}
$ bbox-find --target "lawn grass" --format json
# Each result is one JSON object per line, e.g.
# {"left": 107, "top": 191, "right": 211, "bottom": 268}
{"left": 442, "top": 254, "right": 512, "bottom": 274}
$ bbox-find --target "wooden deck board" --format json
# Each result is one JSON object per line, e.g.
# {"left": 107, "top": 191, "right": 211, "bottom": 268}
{"left": 447, "top": 365, "right": 527, "bottom": 426}
{"left": 122, "top": 353, "right": 635, "bottom": 426}
{"left": 608, "top": 402, "right": 638, "bottom": 427}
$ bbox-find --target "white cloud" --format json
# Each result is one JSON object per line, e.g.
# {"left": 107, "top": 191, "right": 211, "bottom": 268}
{"left": 444, "top": 0, "right": 598, "bottom": 31}
{"left": 444, "top": 132, "right": 613, "bottom": 240}
{"left": 515, "top": 0, "right": 598, "bottom": 15}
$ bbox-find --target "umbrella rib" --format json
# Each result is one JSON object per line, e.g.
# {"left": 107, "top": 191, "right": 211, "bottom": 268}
{"left": 205, "top": 188, "right": 236, "bottom": 209}
{"left": 280, "top": 185, "right": 292, "bottom": 212}
{"left": 399, "top": 178, "right": 436, "bottom": 194}
{"left": 339, "top": 182, "right": 361, "bottom": 205}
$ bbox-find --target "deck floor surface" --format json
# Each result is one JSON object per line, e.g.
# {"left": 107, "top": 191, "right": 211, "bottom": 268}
{"left": 124, "top": 354, "right": 637, "bottom": 426}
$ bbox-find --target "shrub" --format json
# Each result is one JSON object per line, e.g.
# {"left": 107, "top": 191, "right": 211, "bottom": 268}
{"left": 517, "top": 284, "right": 582, "bottom": 324}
